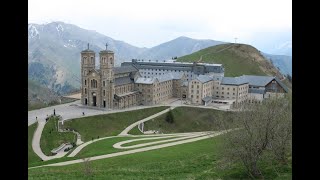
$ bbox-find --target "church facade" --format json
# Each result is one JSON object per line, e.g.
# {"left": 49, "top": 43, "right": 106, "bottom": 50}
{"left": 80, "top": 46, "right": 187, "bottom": 109}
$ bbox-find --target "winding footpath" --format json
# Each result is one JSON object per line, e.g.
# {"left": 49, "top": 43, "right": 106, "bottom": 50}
{"left": 29, "top": 130, "right": 230, "bottom": 169}
{"left": 29, "top": 100, "right": 235, "bottom": 169}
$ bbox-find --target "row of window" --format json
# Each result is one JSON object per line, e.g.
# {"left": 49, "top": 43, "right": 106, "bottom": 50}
{"left": 100, "top": 57, "right": 113, "bottom": 64}
{"left": 215, "top": 87, "right": 236, "bottom": 91}
{"left": 190, "top": 95, "right": 200, "bottom": 99}
{"left": 215, "top": 91, "right": 236, "bottom": 95}
{"left": 84, "top": 89, "right": 107, "bottom": 97}
{"left": 82, "top": 56, "right": 94, "bottom": 64}
{"left": 141, "top": 69, "right": 187, "bottom": 72}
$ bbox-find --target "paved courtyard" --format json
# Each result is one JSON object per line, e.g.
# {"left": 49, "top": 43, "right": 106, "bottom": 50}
{"left": 28, "top": 98, "right": 182, "bottom": 126}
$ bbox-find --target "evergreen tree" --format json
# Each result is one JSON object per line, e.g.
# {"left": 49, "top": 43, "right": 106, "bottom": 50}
{"left": 165, "top": 110, "right": 174, "bottom": 123}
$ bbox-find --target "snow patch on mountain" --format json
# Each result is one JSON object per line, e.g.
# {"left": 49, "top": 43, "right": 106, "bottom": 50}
{"left": 63, "top": 41, "right": 77, "bottom": 48}
{"left": 28, "top": 25, "right": 40, "bottom": 39}
{"left": 56, "top": 24, "right": 64, "bottom": 37}
{"left": 56, "top": 24, "right": 64, "bottom": 32}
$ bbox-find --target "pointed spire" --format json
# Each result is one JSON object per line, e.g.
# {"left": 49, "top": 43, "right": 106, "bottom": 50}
{"left": 106, "top": 43, "right": 108, "bottom": 50}
{"left": 87, "top": 43, "right": 89, "bottom": 50}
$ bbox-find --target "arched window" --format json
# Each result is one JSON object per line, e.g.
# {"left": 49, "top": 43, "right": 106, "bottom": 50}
{"left": 91, "top": 79, "right": 97, "bottom": 88}
{"left": 103, "top": 90, "right": 106, "bottom": 96}
{"left": 84, "top": 88, "right": 87, "bottom": 94}
{"left": 84, "top": 80, "right": 87, "bottom": 85}
{"left": 103, "top": 81, "right": 105, "bottom": 87}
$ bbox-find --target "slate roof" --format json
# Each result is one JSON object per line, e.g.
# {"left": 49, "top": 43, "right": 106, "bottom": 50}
{"left": 113, "top": 65, "right": 138, "bottom": 75}
{"left": 274, "top": 77, "right": 289, "bottom": 92}
{"left": 134, "top": 73, "right": 183, "bottom": 84}
{"left": 115, "top": 76, "right": 134, "bottom": 86}
{"left": 221, "top": 76, "right": 248, "bottom": 85}
{"left": 241, "top": 75, "right": 274, "bottom": 87}
{"left": 135, "top": 77, "right": 156, "bottom": 84}
{"left": 202, "top": 96, "right": 212, "bottom": 102}
{"left": 196, "top": 75, "right": 213, "bottom": 83}
{"left": 158, "top": 73, "right": 182, "bottom": 82}
{"left": 122, "top": 61, "right": 224, "bottom": 73}
{"left": 242, "top": 75, "right": 288, "bottom": 92}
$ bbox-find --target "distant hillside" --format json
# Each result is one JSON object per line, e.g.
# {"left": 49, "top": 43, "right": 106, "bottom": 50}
{"left": 262, "top": 53, "right": 292, "bottom": 76}
{"left": 177, "top": 43, "right": 283, "bottom": 79}
{"left": 28, "top": 79, "right": 77, "bottom": 111}
{"left": 28, "top": 79, "right": 61, "bottom": 110}
{"left": 137, "top": 36, "right": 226, "bottom": 60}
{"left": 270, "top": 41, "right": 292, "bottom": 56}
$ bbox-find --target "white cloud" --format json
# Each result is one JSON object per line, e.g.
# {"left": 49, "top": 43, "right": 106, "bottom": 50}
{"left": 28, "top": 0, "right": 292, "bottom": 48}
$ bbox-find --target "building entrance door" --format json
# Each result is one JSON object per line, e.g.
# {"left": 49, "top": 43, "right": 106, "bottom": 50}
{"left": 92, "top": 93, "right": 97, "bottom": 106}
{"left": 103, "top": 100, "right": 106, "bottom": 108}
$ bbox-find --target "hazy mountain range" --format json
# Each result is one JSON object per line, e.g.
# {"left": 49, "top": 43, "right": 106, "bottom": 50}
{"left": 28, "top": 21, "right": 292, "bottom": 95}
{"left": 262, "top": 53, "right": 292, "bottom": 76}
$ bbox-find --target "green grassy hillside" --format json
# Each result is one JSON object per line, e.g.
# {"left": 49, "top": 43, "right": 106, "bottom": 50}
{"left": 40, "top": 116, "right": 76, "bottom": 156}
{"left": 62, "top": 106, "right": 169, "bottom": 141}
{"left": 177, "top": 43, "right": 283, "bottom": 78}
{"left": 130, "top": 107, "right": 235, "bottom": 134}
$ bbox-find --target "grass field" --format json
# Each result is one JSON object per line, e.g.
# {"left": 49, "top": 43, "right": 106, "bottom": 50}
{"left": 62, "top": 106, "right": 169, "bottom": 142}
{"left": 121, "top": 136, "right": 176, "bottom": 147}
{"left": 28, "top": 134, "right": 291, "bottom": 179}
{"left": 130, "top": 107, "right": 235, "bottom": 134}
{"left": 28, "top": 123, "right": 42, "bottom": 166}
{"left": 75, "top": 136, "right": 138, "bottom": 158}
{"left": 40, "top": 116, "right": 76, "bottom": 156}
{"left": 128, "top": 126, "right": 143, "bottom": 135}
{"left": 75, "top": 136, "right": 179, "bottom": 158}
{"left": 29, "top": 135, "right": 176, "bottom": 167}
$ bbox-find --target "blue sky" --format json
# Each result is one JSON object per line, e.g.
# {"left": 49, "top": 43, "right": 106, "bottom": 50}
{"left": 29, "top": 0, "right": 292, "bottom": 53}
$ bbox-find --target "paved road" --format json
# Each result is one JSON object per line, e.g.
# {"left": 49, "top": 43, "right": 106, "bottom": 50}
{"left": 29, "top": 130, "right": 230, "bottom": 169}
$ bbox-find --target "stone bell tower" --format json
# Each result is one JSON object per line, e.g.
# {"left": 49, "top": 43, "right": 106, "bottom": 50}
{"left": 99, "top": 43, "right": 115, "bottom": 109}
{"left": 81, "top": 43, "right": 95, "bottom": 106}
